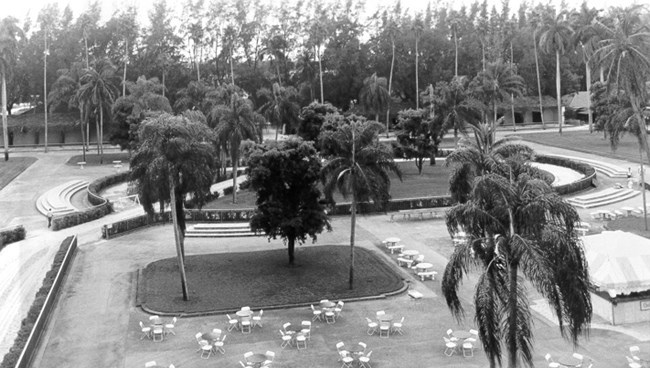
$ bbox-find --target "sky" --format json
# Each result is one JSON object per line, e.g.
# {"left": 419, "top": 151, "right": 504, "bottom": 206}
{"left": 3, "top": 0, "right": 646, "bottom": 26}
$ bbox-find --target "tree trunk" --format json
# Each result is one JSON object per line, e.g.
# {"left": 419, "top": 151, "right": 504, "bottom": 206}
{"left": 123, "top": 39, "right": 128, "bottom": 97}
{"left": 196, "top": 44, "right": 201, "bottom": 82}
{"left": 585, "top": 57, "right": 593, "bottom": 133}
{"left": 415, "top": 36, "right": 419, "bottom": 110}
{"left": 162, "top": 69, "right": 166, "bottom": 98}
{"left": 349, "top": 193, "right": 356, "bottom": 290}
{"left": 510, "top": 43, "right": 516, "bottom": 132}
{"left": 482, "top": 42, "right": 486, "bottom": 71}
{"left": 44, "top": 36, "right": 48, "bottom": 153}
{"left": 507, "top": 261, "right": 519, "bottom": 368}
{"left": 84, "top": 34, "right": 89, "bottom": 69}
{"left": 556, "top": 50, "right": 563, "bottom": 135}
{"left": 230, "top": 46, "right": 235, "bottom": 85}
{"left": 454, "top": 28, "right": 458, "bottom": 77}
{"left": 287, "top": 236, "right": 295, "bottom": 265}
{"left": 99, "top": 105, "right": 104, "bottom": 164}
{"left": 633, "top": 98, "right": 650, "bottom": 230}
{"left": 599, "top": 66, "right": 604, "bottom": 83}
{"left": 232, "top": 150, "right": 238, "bottom": 203}
{"left": 79, "top": 108, "right": 86, "bottom": 162}
{"left": 169, "top": 174, "right": 190, "bottom": 301}
{"left": 533, "top": 32, "right": 545, "bottom": 130}
{"left": 1, "top": 66, "right": 9, "bottom": 161}
{"left": 316, "top": 45, "right": 324, "bottom": 104}
{"left": 386, "top": 39, "right": 395, "bottom": 138}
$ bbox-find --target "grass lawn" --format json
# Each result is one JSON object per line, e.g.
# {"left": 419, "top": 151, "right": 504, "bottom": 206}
{"left": 65, "top": 152, "right": 130, "bottom": 166}
{"left": 204, "top": 160, "right": 452, "bottom": 209}
{"left": 606, "top": 216, "right": 650, "bottom": 238}
{"left": 141, "top": 245, "right": 404, "bottom": 314}
{"left": 520, "top": 130, "right": 648, "bottom": 163}
{"left": 0, "top": 157, "right": 37, "bottom": 190}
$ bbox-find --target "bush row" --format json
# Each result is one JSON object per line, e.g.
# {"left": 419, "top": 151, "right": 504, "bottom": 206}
{"left": 0, "top": 225, "right": 26, "bottom": 249}
{"left": 534, "top": 155, "right": 597, "bottom": 195}
{"left": 329, "top": 195, "right": 454, "bottom": 215}
{"left": 0, "top": 236, "right": 77, "bottom": 368}
{"left": 102, "top": 212, "right": 172, "bottom": 239}
{"left": 87, "top": 171, "right": 130, "bottom": 206}
{"left": 52, "top": 203, "right": 113, "bottom": 231}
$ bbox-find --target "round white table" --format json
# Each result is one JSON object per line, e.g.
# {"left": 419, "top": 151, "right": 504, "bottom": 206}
{"left": 385, "top": 237, "right": 400, "bottom": 245}
{"left": 415, "top": 262, "right": 433, "bottom": 272}
{"left": 401, "top": 250, "right": 419, "bottom": 259}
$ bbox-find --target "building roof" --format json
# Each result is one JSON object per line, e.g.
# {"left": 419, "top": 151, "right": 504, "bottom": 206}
{"left": 563, "top": 91, "right": 590, "bottom": 112}
{"left": 497, "top": 95, "right": 558, "bottom": 112}
{"left": 582, "top": 230, "right": 650, "bottom": 297}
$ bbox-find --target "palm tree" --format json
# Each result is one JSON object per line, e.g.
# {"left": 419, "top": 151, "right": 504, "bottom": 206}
{"left": 412, "top": 15, "right": 424, "bottom": 110}
{"left": 49, "top": 63, "right": 88, "bottom": 161}
{"left": 529, "top": 8, "right": 548, "bottom": 130}
{"left": 359, "top": 73, "right": 390, "bottom": 124}
{"left": 433, "top": 76, "right": 482, "bottom": 144}
{"left": 320, "top": 119, "right": 401, "bottom": 289}
{"left": 472, "top": 60, "right": 525, "bottom": 137}
{"left": 572, "top": 3, "right": 602, "bottom": 134}
{"left": 257, "top": 82, "right": 300, "bottom": 141}
{"left": 385, "top": 17, "right": 398, "bottom": 137}
{"left": 539, "top": 10, "right": 574, "bottom": 134}
{"left": 130, "top": 113, "right": 216, "bottom": 301}
{"left": 209, "top": 92, "right": 260, "bottom": 203}
{"left": 77, "top": 59, "right": 120, "bottom": 164}
{"left": 443, "top": 161, "right": 592, "bottom": 368}
{"left": 0, "top": 16, "right": 22, "bottom": 161}
{"left": 594, "top": 5, "right": 650, "bottom": 229}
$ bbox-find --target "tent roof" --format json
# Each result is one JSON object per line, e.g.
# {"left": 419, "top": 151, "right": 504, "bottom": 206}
{"left": 582, "top": 230, "right": 650, "bottom": 297}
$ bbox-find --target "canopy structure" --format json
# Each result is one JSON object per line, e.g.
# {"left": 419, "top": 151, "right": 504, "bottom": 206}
{"left": 582, "top": 230, "right": 650, "bottom": 298}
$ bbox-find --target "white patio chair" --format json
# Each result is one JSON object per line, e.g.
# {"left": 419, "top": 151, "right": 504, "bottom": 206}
{"left": 253, "top": 309, "right": 264, "bottom": 328}
{"left": 168, "top": 365, "right": 175, "bottom": 368}
{"left": 200, "top": 340, "right": 212, "bottom": 359}
{"left": 340, "top": 351, "right": 354, "bottom": 368}
{"left": 244, "top": 351, "right": 254, "bottom": 364}
{"left": 144, "top": 361, "right": 157, "bottom": 368}
{"left": 446, "top": 328, "right": 458, "bottom": 341}
{"left": 226, "top": 314, "right": 239, "bottom": 331}
{"left": 359, "top": 350, "right": 373, "bottom": 368}
{"left": 238, "top": 361, "right": 248, "bottom": 368}
{"left": 336, "top": 342, "right": 348, "bottom": 357}
{"left": 139, "top": 321, "right": 151, "bottom": 340}
{"left": 572, "top": 353, "right": 584, "bottom": 365}
{"left": 391, "top": 316, "right": 405, "bottom": 335}
{"left": 462, "top": 339, "right": 474, "bottom": 357}
{"left": 311, "top": 304, "right": 322, "bottom": 321}
{"left": 213, "top": 334, "right": 226, "bottom": 354}
{"left": 296, "top": 333, "right": 307, "bottom": 349}
{"left": 443, "top": 337, "right": 457, "bottom": 356}
{"left": 379, "top": 321, "right": 390, "bottom": 338}
{"left": 630, "top": 346, "right": 641, "bottom": 360}
{"left": 194, "top": 332, "right": 205, "bottom": 352}
{"left": 280, "top": 330, "right": 292, "bottom": 348}
{"left": 301, "top": 321, "right": 312, "bottom": 340}
{"left": 212, "top": 328, "right": 222, "bottom": 339}
{"left": 263, "top": 350, "right": 275, "bottom": 366}
{"left": 358, "top": 342, "right": 367, "bottom": 354}
{"left": 544, "top": 353, "right": 560, "bottom": 368}
{"left": 365, "top": 317, "right": 378, "bottom": 335}
{"left": 627, "top": 356, "right": 643, "bottom": 368}
{"left": 334, "top": 301, "right": 344, "bottom": 318}
{"left": 325, "top": 309, "right": 336, "bottom": 324}
{"left": 152, "top": 325, "right": 164, "bottom": 342}
{"left": 240, "top": 316, "right": 252, "bottom": 334}
{"left": 164, "top": 317, "right": 177, "bottom": 336}
{"left": 282, "top": 322, "right": 292, "bottom": 333}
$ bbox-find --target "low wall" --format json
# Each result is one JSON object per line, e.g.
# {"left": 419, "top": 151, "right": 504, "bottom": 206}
{"left": 1, "top": 236, "right": 77, "bottom": 368}
{"left": 534, "top": 155, "right": 597, "bottom": 195}
{"left": 591, "top": 290, "right": 650, "bottom": 325}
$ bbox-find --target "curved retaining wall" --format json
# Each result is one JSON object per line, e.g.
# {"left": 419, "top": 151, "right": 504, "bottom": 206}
{"left": 534, "top": 155, "right": 597, "bottom": 195}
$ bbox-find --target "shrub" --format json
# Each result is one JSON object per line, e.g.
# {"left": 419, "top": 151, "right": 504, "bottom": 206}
{"left": 223, "top": 186, "right": 234, "bottom": 196}
{"left": 0, "top": 225, "right": 26, "bottom": 249}
{"left": 51, "top": 203, "right": 113, "bottom": 231}
{"left": 0, "top": 236, "right": 75, "bottom": 368}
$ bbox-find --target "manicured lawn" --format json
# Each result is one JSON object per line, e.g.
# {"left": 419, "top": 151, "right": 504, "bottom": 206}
{"left": 141, "top": 245, "right": 404, "bottom": 314}
{"left": 204, "top": 160, "right": 452, "bottom": 209}
{"left": 65, "top": 152, "right": 130, "bottom": 166}
{"left": 0, "top": 157, "right": 37, "bottom": 190}
{"left": 606, "top": 216, "right": 650, "bottom": 238}
{"left": 520, "top": 130, "right": 649, "bottom": 163}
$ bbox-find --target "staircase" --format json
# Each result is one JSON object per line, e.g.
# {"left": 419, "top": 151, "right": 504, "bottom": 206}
{"left": 36, "top": 180, "right": 89, "bottom": 216}
{"left": 185, "top": 223, "right": 260, "bottom": 238}
{"left": 567, "top": 187, "right": 640, "bottom": 209}
{"left": 544, "top": 154, "right": 628, "bottom": 178}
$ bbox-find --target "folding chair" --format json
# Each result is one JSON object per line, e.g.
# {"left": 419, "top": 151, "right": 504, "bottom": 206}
{"left": 253, "top": 309, "right": 264, "bottom": 328}
{"left": 227, "top": 314, "right": 239, "bottom": 331}
{"left": 311, "top": 304, "right": 322, "bottom": 321}
{"left": 139, "top": 321, "right": 151, "bottom": 340}
{"left": 444, "top": 337, "right": 457, "bottom": 356}
{"left": 359, "top": 351, "right": 373, "bottom": 368}
{"left": 365, "top": 317, "right": 378, "bottom": 335}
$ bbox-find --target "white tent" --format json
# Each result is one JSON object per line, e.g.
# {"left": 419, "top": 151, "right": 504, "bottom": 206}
{"left": 582, "top": 230, "right": 650, "bottom": 297}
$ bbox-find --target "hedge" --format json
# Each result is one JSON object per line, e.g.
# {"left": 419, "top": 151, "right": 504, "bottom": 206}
{"left": 329, "top": 195, "right": 453, "bottom": 215}
{"left": 0, "top": 236, "right": 77, "bottom": 368}
{"left": 0, "top": 225, "right": 26, "bottom": 249}
{"left": 51, "top": 203, "right": 113, "bottom": 231}
{"left": 87, "top": 171, "right": 130, "bottom": 206}
{"left": 534, "top": 155, "right": 597, "bottom": 195}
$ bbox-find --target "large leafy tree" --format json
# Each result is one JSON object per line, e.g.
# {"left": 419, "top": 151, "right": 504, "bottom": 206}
{"left": 77, "top": 59, "right": 120, "bottom": 163}
{"left": 130, "top": 112, "right": 216, "bottom": 301}
{"left": 320, "top": 118, "right": 401, "bottom": 289}
{"left": 594, "top": 5, "right": 650, "bottom": 228}
{"left": 248, "top": 138, "right": 331, "bottom": 265}
{"left": 257, "top": 82, "right": 300, "bottom": 140}
{"left": 443, "top": 155, "right": 592, "bottom": 368}
{"left": 358, "top": 73, "right": 390, "bottom": 124}
{"left": 209, "top": 92, "right": 260, "bottom": 203}
{"left": 49, "top": 62, "right": 88, "bottom": 160}
{"left": 296, "top": 101, "right": 339, "bottom": 143}
{"left": 0, "top": 17, "right": 23, "bottom": 161}
{"left": 538, "top": 10, "right": 574, "bottom": 134}
{"left": 393, "top": 108, "right": 442, "bottom": 174}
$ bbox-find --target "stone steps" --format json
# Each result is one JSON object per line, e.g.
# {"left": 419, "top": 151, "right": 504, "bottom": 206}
{"left": 545, "top": 154, "right": 627, "bottom": 178}
{"left": 36, "top": 180, "right": 89, "bottom": 216}
{"left": 185, "top": 223, "right": 260, "bottom": 238}
{"left": 567, "top": 188, "right": 640, "bottom": 209}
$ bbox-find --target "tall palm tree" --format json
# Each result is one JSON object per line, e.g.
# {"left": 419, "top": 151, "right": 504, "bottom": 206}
{"left": 385, "top": 17, "right": 398, "bottom": 137}
{"left": 320, "top": 119, "right": 401, "bottom": 289}
{"left": 443, "top": 158, "right": 592, "bottom": 368}
{"left": 594, "top": 5, "right": 650, "bottom": 229}
{"left": 77, "top": 59, "right": 120, "bottom": 164}
{"left": 359, "top": 73, "right": 390, "bottom": 123}
{"left": 0, "top": 16, "right": 22, "bottom": 161}
{"left": 209, "top": 92, "right": 260, "bottom": 203}
{"left": 130, "top": 113, "right": 216, "bottom": 301}
{"left": 572, "top": 3, "right": 602, "bottom": 134}
{"left": 472, "top": 59, "right": 525, "bottom": 137}
{"left": 434, "top": 76, "right": 482, "bottom": 144}
{"left": 530, "top": 8, "right": 547, "bottom": 130}
{"left": 412, "top": 15, "right": 424, "bottom": 110}
{"left": 257, "top": 82, "right": 300, "bottom": 141}
{"left": 49, "top": 63, "right": 88, "bottom": 161}
{"left": 539, "top": 10, "right": 574, "bottom": 134}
